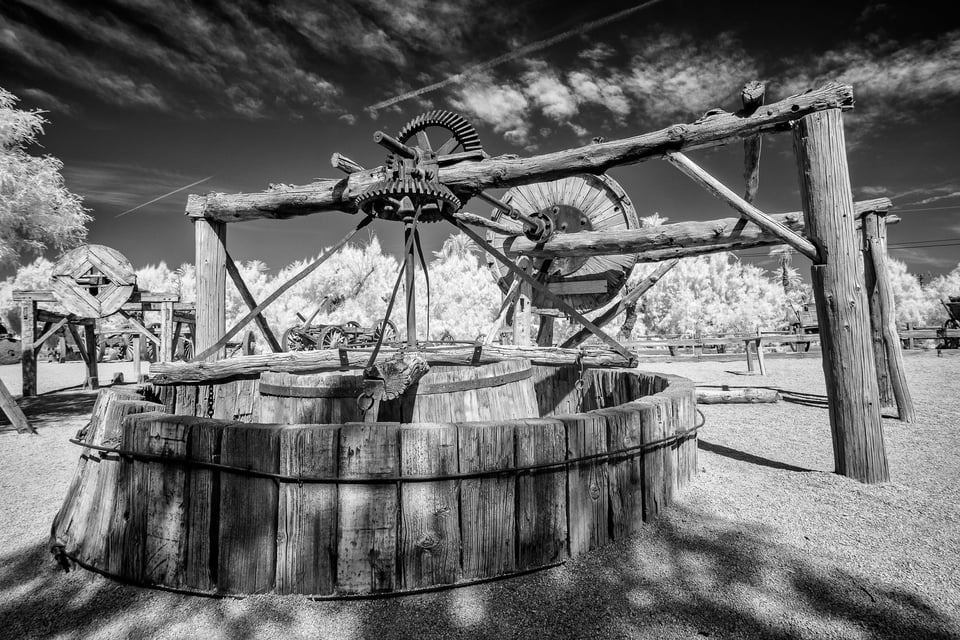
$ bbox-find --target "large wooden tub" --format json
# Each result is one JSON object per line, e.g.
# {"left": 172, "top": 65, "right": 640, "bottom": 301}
{"left": 51, "top": 363, "right": 697, "bottom": 597}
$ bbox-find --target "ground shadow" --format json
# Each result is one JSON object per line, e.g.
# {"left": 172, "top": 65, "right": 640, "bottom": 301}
{"left": 698, "top": 439, "right": 813, "bottom": 472}
{"left": 1, "top": 503, "right": 956, "bottom": 640}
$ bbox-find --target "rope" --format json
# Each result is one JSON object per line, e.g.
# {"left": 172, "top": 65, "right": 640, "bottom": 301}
{"left": 67, "top": 410, "right": 704, "bottom": 485}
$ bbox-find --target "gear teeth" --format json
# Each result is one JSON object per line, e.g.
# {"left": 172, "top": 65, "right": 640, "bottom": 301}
{"left": 396, "top": 110, "right": 483, "bottom": 154}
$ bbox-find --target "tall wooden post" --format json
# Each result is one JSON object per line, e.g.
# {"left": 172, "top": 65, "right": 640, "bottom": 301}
{"left": 83, "top": 323, "right": 99, "bottom": 390}
{"left": 19, "top": 301, "right": 36, "bottom": 397}
{"left": 793, "top": 109, "right": 888, "bottom": 483}
{"left": 862, "top": 212, "right": 915, "bottom": 422}
{"left": 194, "top": 218, "right": 227, "bottom": 361}
{"left": 160, "top": 301, "right": 175, "bottom": 362}
{"left": 403, "top": 221, "right": 417, "bottom": 348}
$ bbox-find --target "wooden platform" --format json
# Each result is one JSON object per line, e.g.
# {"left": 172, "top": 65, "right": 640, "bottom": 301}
{"left": 50, "top": 363, "right": 697, "bottom": 597}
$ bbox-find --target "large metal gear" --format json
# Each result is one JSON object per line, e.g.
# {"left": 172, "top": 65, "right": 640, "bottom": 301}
{"left": 354, "top": 178, "right": 461, "bottom": 222}
{"left": 396, "top": 110, "right": 482, "bottom": 156}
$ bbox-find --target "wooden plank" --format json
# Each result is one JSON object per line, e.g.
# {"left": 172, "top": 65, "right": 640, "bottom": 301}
{"left": 458, "top": 421, "right": 515, "bottom": 579}
{"left": 604, "top": 404, "right": 645, "bottom": 538}
{"left": 562, "top": 412, "right": 609, "bottom": 556}
{"left": 638, "top": 401, "right": 667, "bottom": 522}
{"left": 182, "top": 417, "right": 230, "bottom": 591}
{"left": 794, "top": 109, "right": 888, "bottom": 483}
{"left": 741, "top": 81, "right": 765, "bottom": 203}
{"left": 83, "top": 324, "right": 99, "bottom": 390}
{"left": 217, "top": 423, "right": 280, "bottom": 594}
{"left": 0, "top": 379, "right": 32, "bottom": 433}
{"left": 399, "top": 423, "right": 460, "bottom": 589}
{"left": 150, "top": 344, "right": 633, "bottom": 386}
{"left": 516, "top": 418, "right": 567, "bottom": 569}
{"left": 194, "top": 218, "right": 227, "bottom": 361}
{"left": 545, "top": 280, "right": 607, "bottom": 295}
{"left": 277, "top": 424, "right": 339, "bottom": 595}
{"left": 336, "top": 422, "right": 399, "bottom": 594}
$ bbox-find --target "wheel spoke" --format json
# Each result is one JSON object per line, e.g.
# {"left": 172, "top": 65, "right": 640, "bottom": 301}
{"left": 436, "top": 135, "right": 460, "bottom": 155}
{"left": 416, "top": 131, "right": 432, "bottom": 151}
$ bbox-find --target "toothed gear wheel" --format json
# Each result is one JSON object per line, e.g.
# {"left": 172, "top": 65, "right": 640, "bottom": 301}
{"left": 396, "top": 110, "right": 483, "bottom": 156}
{"left": 354, "top": 178, "right": 461, "bottom": 223}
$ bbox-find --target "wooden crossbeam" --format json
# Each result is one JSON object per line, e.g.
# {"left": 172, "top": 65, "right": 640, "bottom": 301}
{"left": 741, "top": 81, "right": 765, "bottom": 203}
{"left": 187, "top": 83, "right": 854, "bottom": 223}
{"left": 561, "top": 259, "right": 679, "bottom": 349}
{"left": 224, "top": 250, "right": 282, "bottom": 353}
{"left": 0, "top": 379, "right": 32, "bottom": 434}
{"left": 665, "top": 151, "right": 819, "bottom": 261}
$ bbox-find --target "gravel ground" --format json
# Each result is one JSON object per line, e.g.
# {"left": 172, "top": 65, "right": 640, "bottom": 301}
{"left": 0, "top": 352, "right": 958, "bottom": 640}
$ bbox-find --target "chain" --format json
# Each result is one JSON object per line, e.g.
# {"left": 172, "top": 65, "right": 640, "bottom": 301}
{"left": 574, "top": 351, "right": 585, "bottom": 412}
{"left": 205, "top": 385, "right": 215, "bottom": 419}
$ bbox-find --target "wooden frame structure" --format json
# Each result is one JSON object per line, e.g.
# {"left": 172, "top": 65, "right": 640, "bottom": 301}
{"left": 12, "top": 289, "right": 191, "bottom": 397}
{"left": 164, "top": 81, "right": 913, "bottom": 484}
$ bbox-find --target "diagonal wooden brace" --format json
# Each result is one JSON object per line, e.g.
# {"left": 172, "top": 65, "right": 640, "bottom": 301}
{"left": 665, "top": 151, "right": 819, "bottom": 261}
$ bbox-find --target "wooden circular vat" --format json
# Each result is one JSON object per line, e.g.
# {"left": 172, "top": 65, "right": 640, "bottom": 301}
{"left": 51, "top": 364, "right": 697, "bottom": 597}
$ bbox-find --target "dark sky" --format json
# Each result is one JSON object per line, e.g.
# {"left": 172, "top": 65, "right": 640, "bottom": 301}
{"left": 1, "top": 0, "right": 958, "bottom": 280}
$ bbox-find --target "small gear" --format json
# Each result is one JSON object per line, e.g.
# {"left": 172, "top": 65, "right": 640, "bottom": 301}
{"left": 396, "top": 110, "right": 482, "bottom": 155}
{"left": 354, "top": 178, "right": 461, "bottom": 222}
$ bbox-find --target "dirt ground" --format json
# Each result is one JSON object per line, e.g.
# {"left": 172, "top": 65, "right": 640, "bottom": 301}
{"left": 0, "top": 352, "right": 958, "bottom": 640}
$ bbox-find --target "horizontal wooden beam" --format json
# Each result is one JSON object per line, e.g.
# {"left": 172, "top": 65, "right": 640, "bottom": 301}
{"left": 188, "top": 82, "right": 854, "bottom": 223}
{"left": 505, "top": 198, "right": 892, "bottom": 260}
{"left": 149, "top": 345, "right": 633, "bottom": 385}
{"left": 12, "top": 290, "right": 179, "bottom": 303}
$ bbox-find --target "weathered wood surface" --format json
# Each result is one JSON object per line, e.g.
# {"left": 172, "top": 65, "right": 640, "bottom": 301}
{"left": 277, "top": 424, "right": 339, "bottom": 595}
{"left": 150, "top": 345, "right": 633, "bottom": 385}
{"left": 603, "top": 403, "right": 646, "bottom": 538}
{"left": 218, "top": 423, "right": 280, "bottom": 594}
{"left": 562, "top": 412, "right": 609, "bottom": 557}
{"left": 504, "top": 198, "right": 891, "bottom": 260}
{"left": 696, "top": 387, "right": 780, "bottom": 404}
{"left": 20, "top": 301, "right": 36, "bottom": 396}
{"left": 516, "top": 418, "right": 567, "bottom": 569}
{"left": 459, "top": 421, "right": 515, "bottom": 579}
{"left": 51, "top": 244, "right": 136, "bottom": 319}
{"left": 794, "top": 109, "right": 888, "bottom": 483}
{"left": 337, "top": 422, "right": 399, "bottom": 594}
{"left": 862, "top": 213, "right": 915, "bottom": 422}
{"left": 188, "top": 83, "right": 854, "bottom": 223}
{"left": 400, "top": 423, "right": 460, "bottom": 588}
{"left": 183, "top": 417, "right": 230, "bottom": 591}
{"left": 224, "top": 250, "right": 282, "bottom": 354}
{"left": 194, "top": 218, "right": 227, "bottom": 361}
{"left": 258, "top": 372, "right": 363, "bottom": 424}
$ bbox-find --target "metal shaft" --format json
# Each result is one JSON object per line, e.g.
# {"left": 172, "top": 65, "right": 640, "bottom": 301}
{"left": 404, "top": 220, "right": 417, "bottom": 348}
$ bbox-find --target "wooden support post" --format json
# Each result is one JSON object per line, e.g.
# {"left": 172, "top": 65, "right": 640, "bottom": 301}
{"left": 513, "top": 273, "right": 532, "bottom": 347}
{"left": 536, "top": 315, "right": 555, "bottom": 347}
{"left": 741, "top": 81, "right": 765, "bottom": 203}
{"left": 19, "top": 301, "right": 36, "bottom": 397}
{"left": 194, "top": 218, "right": 227, "bottom": 361}
{"left": 862, "top": 212, "right": 916, "bottom": 422}
{"left": 906, "top": 322, "right": 915, "bottom": 350}
{"left": 83, "top": 323, "right": 99, "bottom": 390}
{"left": 132, "top": 333, "right": 142, "bottom": 383}
{"left": 793, "top": 109, "right": 888, "bottom": 483}
{"left": 404, "top": 222, "right": 417, "bottom": 348}
{"left": 160, "top": 301, "right": 175, "bottom": 363}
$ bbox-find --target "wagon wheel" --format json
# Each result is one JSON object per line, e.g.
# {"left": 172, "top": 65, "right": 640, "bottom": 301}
{"left": 141, "top": 336, "right": 157, "bottom": 363}
{"left": 176, "top": 338, "right": 193, "bottom": 361}
{"left": 318, "top": 326, "right": 346, "bottom": 348}
{"left": 281, "top": 327, "right": 307, "bottom": 352}
{"left": 241, "top": 329, "right": 257, "bottom": 356}
{"left": 375, "top": 320, "right": 399, "bottom": 345}
{"left": 485, "top": 173, "right": 640, "bottom": 311}
{"left": 943, "top": 318, "right": 960, "bottom": 349}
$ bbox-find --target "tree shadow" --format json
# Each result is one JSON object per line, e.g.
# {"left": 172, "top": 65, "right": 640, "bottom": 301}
{"left": 2, "top": 504, "right": 956, "bottom": 640}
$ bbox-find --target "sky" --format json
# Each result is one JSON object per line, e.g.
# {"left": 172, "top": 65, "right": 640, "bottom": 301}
{"left": 1, "top": 0, "right": 959, "bottom": 283}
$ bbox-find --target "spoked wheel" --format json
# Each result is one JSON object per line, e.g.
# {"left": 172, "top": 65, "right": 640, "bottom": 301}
{"left": 943, "top": 319, "right": 960, "bottom": 349}
{"left": 241, "top": 329, "right": 257, "bottom": 356}
{"left": 375, "top": 320, "right": 399, "bottom": 345}
{"left": 486, "top": 174, "right": 640, "bottom": 313}
{"left": 175, "top": 338, "right": 193, "bottom": 361}
{"left": 281, "top": 327, "right": 307, "bottom": 352}
{"left": 318, "top": 326, "right": 346, "bottom": 348}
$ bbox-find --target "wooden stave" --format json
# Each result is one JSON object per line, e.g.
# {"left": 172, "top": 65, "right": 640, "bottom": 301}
{"left": 61, "top": 368, "right": 696, "bottom": 596}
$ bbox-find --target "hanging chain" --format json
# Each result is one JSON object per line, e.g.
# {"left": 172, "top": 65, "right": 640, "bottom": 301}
{"left": 205, "top": 385, "right": 216, "bottom": 419}
{"left": 574, "top": 351, "right": 585, "bottom": 412}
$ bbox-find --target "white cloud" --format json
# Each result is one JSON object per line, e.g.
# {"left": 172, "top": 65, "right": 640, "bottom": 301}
{"left": 449, "top": 73, "right": 531, "bottom": 144}
{"left": 521, "top": 65, "right": 578, "bottom": 121}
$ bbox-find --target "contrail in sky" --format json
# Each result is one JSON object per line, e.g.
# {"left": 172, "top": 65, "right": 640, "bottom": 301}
{"left": 115, "top": 174, "right": 215, "bottom": 217}
{"left": 366, "top": 0, "right": 667, "bottom": 114}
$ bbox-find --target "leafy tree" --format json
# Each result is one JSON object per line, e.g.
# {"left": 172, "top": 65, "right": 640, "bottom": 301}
{"left": 0, "top": 88, "right": 90, "bottom": 266}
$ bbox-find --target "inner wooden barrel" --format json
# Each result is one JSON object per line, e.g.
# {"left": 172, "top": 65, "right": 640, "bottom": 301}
{"left": 258, "top": 371, "right": 365, "bottom": 424}
{"left": 385, "top": 358, "right": 538, "bottom": 423}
